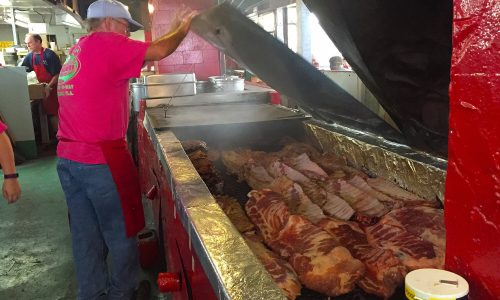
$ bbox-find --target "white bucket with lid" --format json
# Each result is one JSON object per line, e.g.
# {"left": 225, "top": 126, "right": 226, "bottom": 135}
{"left": 405, "top": 269, "right": 469, "bottom": 300}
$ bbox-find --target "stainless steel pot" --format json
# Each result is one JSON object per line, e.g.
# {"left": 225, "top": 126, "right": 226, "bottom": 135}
{"left": 208, "top": 75, "right": 245, "bottom": 92}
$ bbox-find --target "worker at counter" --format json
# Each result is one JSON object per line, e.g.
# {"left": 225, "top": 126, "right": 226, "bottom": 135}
{"left": 22, "top": 33, "right": 62, "bottom": 135}
{"left": 56, "top": 0, "right": 196, "bottom": 299}
{"left": 329, "top": 55, "right": 348, "bottom": 71}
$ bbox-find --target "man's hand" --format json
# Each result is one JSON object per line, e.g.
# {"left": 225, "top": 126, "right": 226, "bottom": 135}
{"left": 169, "top": 7, "right": 197, "bottom": 36}
{"left": 44, "top": 84, "right": 52, "bottom": 98}
{"left": 3, "top": 179, "right": 21, "bottom": 204}
{"left": 145, "top": 7, "right": 198, "bottom": 62}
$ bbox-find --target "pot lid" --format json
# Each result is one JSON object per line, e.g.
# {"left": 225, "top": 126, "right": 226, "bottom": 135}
{"left": 191, "top": 3, "right": 404, "bottom": 145}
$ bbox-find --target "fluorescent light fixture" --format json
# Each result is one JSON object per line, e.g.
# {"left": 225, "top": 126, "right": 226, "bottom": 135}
{"left": 56, "top": 12, "right": 82, "bottom": 28}
{"left": 14, "top": 12, "right": 30, "bottom": 24}
{"left": 0, "top": 0, "right": 12, "bottom": 6}
{"left": 1, "top": 14, "right": 29, "bottom": 28}
{"left": 15, "top": 20, "right": 29, "bottom": 28}
{"left": 60, "top": 20, "right": 81, "bottom": 28}
{"left": 28, "top": 23, "right": 47, "bottom": 34}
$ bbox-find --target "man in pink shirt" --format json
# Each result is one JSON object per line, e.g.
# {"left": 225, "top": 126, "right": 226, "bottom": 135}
{"left": 0, "top": 121, "right": 21, "bottom": 203}
{"left": 56, "top": 0, "right": 195, "bottom": 299}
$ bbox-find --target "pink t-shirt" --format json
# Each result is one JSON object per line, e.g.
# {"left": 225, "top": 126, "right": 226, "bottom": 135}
{"left": 57, "top": 32, "right": 149, "bottom": 164}
{"left": 0, "top": 121, "right": 7, "bottom": 133}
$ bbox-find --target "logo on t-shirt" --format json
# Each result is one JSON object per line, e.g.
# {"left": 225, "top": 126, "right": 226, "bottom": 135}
{"left": 58, "top": 46, "right": 81, "bottom": 97}
{"left": 59, "top": 46, "right": 81, "bottom": 84}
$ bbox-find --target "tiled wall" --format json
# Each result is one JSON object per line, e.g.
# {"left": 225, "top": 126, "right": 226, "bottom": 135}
{"left": 148, "top": 0, "right": 220, "bottom": 80}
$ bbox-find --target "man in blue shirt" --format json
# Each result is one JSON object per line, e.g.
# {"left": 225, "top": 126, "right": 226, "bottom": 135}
{"left": 22, "top": 33, "right": 62, "bottom": 134}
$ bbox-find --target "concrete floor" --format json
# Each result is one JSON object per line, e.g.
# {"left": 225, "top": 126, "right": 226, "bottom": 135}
{"left": 0, "top": 156, "right": 77, "bottom": 299}
{"left": 0, "top": 155, "right": 162, "bottom": 300}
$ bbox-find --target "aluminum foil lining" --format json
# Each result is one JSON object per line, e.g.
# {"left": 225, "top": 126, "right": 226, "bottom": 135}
{"left": 305, "top": 122, "right": 446, "bottom": 202}
{"left": 145, "top": 119, "right": 286, "bottom": 300}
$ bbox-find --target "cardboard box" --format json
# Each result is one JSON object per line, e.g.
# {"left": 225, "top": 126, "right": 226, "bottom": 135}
{"left": 28, "top": 84, "right": 45, "bottom": 100}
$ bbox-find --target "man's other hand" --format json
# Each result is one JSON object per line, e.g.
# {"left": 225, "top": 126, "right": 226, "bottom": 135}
{"left": 44, "top": 84, "right": 52, "bottom": 98}
{"left": 3, "top": 179, "right": 21, "bottom": 204}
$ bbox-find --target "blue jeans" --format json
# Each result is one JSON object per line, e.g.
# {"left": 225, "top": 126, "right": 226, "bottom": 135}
{"left": 57, "top": 158, "right": 139, "bottom": 300}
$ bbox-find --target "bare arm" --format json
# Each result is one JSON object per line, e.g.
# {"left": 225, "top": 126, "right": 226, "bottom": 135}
{"left": 145, "top": 9, "right": 197, "bottom": 62}
{"left": 0, "top": 132, "right": 20, "bottom": 203}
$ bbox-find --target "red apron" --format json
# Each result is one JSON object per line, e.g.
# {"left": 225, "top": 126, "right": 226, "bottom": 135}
{"left": 32, "top": 48, "right": 59, "bottom": 116}
{"left": 100, "top": 139, "right": 145, "bottom": 237}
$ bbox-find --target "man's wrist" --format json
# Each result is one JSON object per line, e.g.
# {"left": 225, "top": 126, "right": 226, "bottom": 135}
{"left": 4, "top": 173, "right": 19, "bottom": 179}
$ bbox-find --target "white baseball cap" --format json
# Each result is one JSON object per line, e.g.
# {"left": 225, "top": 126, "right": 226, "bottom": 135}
{"left": 87, "top": 0, "right": 143, "bottom": 32}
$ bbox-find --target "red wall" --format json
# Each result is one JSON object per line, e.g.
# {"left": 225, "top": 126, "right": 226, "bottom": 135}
{"left": 148, "top": 0, "right": 220, "bottom": 80}
{"left": 445, "top": 0, "right": 500, "bottom": 299}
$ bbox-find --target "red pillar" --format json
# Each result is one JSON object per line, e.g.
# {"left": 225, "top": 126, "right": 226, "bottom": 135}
{"left": 445, "top": 1, "right": 500, "bottom": 299}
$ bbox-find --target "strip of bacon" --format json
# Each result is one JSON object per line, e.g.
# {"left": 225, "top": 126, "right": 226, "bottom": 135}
{"left": 267, "top": 161, "right": 311, "bottom": 183}
{"left": 242, "top": 162, "right": 275, "bottom": 190}
{"left": 285, "top": 153, "right": 328, "bottom": 181}
{"left": 269, "top": 176, "right": 326, "bottom": 224}
{"left": 334, "top": 180, "right": 388, "bottom": 217}
{"left": 349, "top": 176, "right": 398, "bottom": 203}
{"left": 278, "top": 142, "right": 322, "bottom": 161}
{"left": 366, "top": 177, "right": 426, "bottom": 202}
{"left": 314, "top": 152, "right": 347, "bottom": 174}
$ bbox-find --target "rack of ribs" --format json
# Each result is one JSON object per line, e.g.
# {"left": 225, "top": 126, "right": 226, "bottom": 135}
{"left": 273, "top": 215, "right": 365, "bottom": 296}
{"left": 245, "top": 189, "right": 291, "bottom": 243}
{"left": 364, "top": 220, "right": 442, "bottom": 270}
{"left": 378, "top": 206, "right": 446, "bottom": 266}
{"left": 318, "top": 218, "right": 406, "bottom": 299}
{"left": 245, "top": 190, "right": 365, "bottom": 296}
{"left": 245, "top": 236, "right": 302, "bottom": 300}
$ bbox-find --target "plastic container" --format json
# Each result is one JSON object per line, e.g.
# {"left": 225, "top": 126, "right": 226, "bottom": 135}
{"left": 405, "top": 269, "right": 469, "bottom": 300}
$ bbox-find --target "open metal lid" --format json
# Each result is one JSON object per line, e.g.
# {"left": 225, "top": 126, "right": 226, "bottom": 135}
{"left": 191, "top": 2, "right": 452, "bottom": 156}
{"left": 303, "top": 0, "right": 452, "bottom": 156}
{"left": 191, "top": 3, "right": 406, "bottom": 146}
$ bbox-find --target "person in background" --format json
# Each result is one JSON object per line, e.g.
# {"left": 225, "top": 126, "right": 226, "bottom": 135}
{"left": 56, "top": 0, "right": 196, "bottom": 299}
{"left": 342, "top": 57, "right": 352, "bottom": 70}
{"left": 22, "top": 33, "right": 62, "bottom": 135}
{"left": 0, "top": 120, "right": 21, "bottom": 204}
{"left": 311, "top": 56, "right": 320, "bottom": 69}
{"left": 329, "top": 55, "right": 347, "bottom": 71}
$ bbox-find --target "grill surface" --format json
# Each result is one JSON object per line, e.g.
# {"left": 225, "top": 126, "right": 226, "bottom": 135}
{"left": 144, "top": 101, "right": 444, "bottom": 300}
{"left": 213, "top": 146, "right": 407, "bottom": 300}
